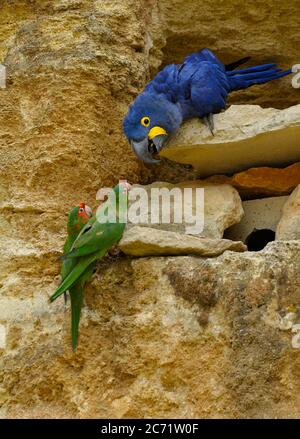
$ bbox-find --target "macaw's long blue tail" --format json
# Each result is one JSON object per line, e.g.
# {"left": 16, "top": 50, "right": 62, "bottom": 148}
{"left": 227, "top": 63, "right": 292, "bottom": 91}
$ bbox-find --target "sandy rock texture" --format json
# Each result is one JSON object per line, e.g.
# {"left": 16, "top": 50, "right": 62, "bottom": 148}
{"left": 0, "top": 0, "right": 155, "bottom": 320}
{"left": 161, "top": 104, "right": 300, "bottom": 175}
{"left": 276, "top": 185, "right": 300, "bottom": 240}
{"left": 0, "top": 0, "right": 149, "bottom": 210}
{"left": 2, "top": 242, "right": 300, "bottom": 419}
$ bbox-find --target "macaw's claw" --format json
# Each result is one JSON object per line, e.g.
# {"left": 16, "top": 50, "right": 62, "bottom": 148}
{"left": 203, "top": 113, "right": 215, "bottom": 136}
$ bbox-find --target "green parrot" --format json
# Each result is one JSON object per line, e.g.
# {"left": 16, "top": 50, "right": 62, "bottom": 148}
{"left": 50, "top": 182, "right": 131, "bottom": 327}
{"left": 60, "top": 202, "right": 94, "bottom": 350}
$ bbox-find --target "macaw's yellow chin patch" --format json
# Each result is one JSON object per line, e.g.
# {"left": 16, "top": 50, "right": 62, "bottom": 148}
{"left": 148, "top": 126, "right": 167, "bottom": 140}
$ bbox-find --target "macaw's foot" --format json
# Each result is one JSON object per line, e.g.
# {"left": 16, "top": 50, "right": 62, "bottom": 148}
{"left": 202, "top": 113, "right": 215, "bottom": 136}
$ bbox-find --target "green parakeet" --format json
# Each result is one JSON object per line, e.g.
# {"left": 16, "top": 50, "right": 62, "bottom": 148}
{"left": 60, "top": 202, "right": 93, "bottom": 350}
{"left": 50, "top": 182, "right": 131, "bottom": 335}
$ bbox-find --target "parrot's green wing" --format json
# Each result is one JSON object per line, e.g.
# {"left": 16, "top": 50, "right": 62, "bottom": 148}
{"left": 69, "top": 214, "right": 97, "bottom": 250}
{"left": 67, "top": 221, "right": 109, "bottom": 257}
{"left": 50, "top": 249, "right": 107, "bottom": 302}
{"left": 51, "top": 221, "right": 126, "bottom": 302}
{"left": 67, "top": 184, "right": 127, "bottom": 259}
{"left": 65, "top": 222, "right": 126, "bottom": 259}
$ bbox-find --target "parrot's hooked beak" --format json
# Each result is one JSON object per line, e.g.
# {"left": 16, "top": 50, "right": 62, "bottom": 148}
{"left": 130, "top": 126, "right": 168, "bottom": 164}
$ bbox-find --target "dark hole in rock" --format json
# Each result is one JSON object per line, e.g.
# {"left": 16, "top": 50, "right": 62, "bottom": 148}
{"left": 245, "top": 228, "right": 275, "bottom": 252}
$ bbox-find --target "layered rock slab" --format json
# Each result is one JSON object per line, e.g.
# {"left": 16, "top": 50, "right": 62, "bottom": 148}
{"left": 205, "top": 162, "right": 300, "bottom": 199}
{"left": 161, "top": 105, "right": 300, "bottom": 176}
{"left": 119, "top": 226, "right": 246, "bottom": 256}
{"left": 127, "top": 182, "right": 244, "bottom": 239}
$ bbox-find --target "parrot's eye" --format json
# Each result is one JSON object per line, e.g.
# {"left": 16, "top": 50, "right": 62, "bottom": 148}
{"left": 79, "top": 207, "right": 84, "bottom": 213}
{"left": 141, "top": 116, "right": 150, "bottom": 127}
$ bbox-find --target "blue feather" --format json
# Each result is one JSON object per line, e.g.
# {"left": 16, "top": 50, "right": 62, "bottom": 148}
{"left": 226, "top": 63, "right": 277, "bottom": 75}
{"left": 228, "top": 67, "right": 292, "bottom": 91}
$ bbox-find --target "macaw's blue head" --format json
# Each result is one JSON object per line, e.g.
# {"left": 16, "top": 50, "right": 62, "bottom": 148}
{"left": 123, "top": 91, "right": 182, "bottom": 163}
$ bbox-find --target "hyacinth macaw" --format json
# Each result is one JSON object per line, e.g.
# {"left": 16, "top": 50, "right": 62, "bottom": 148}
{"left": 59, "top": 203, "right": 93, "bottom": 350}
{"left": 123, "top": 48, "right": 291, "bottom": 163}
{"left": 50, "top": 182, "right": 131, "bottom": 317}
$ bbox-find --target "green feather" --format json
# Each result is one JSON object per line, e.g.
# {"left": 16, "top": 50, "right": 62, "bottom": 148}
{"left": 64, "top": 222, "right": 126, "bottom": 258}
{"left": 69, "top": 262, "right": 96, "bottom": 350}
{"left": 69, "top": 284, "right": 84, "bottom": 351}
{"left": 50, "top": 249, "right": 107, "bottom": 302}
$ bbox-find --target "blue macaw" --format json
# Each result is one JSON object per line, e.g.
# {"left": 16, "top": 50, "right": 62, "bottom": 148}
{"left": 123, "top": 48, "right": 291, "bottom": 163}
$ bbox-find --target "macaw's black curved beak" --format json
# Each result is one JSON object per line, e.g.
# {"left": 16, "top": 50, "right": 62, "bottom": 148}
{"left": 130, "top": 138, "right": 159, "bottom": 164}
{"left": 130, "top": 127, "right": 168, "bottom": 164}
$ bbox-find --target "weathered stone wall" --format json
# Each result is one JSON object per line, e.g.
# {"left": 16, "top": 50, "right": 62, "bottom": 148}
{"left": 1, "top": 0, "right": 300, "bottom": 419}
{"left": 2, "top": 243, "right": 300, "bottom": 418}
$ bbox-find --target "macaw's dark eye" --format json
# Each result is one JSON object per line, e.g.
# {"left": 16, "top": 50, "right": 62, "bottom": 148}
{"left": 141, "top": 116, "right": 150, "bottom": 127}
{"left": 79, "top": 208, "right": 84, "bottom": 213}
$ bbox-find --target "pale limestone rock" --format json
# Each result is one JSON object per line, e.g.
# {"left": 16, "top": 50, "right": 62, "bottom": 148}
{"left": 119, "top": 226, "right": 246, "bottom": 256}
{"left": 161, "top": 105, "right": 300, "bottom": 176}
{"left": 276, "top": 185, "right": 300, "bottom": 240}
{"left": 127, "top": 182, "right": 244, "bottom": 238}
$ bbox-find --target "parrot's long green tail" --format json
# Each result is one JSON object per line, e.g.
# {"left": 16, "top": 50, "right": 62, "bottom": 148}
{"left": 69, "top": 284, "right": 84, "bottom": 351}
{"left": 50, "top": 249, "right": 106, "bottom": 302}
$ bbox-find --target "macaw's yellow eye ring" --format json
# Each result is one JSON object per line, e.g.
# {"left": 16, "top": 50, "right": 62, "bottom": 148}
{"left": 141, "top": 116, "right": 150, "bottom": 127}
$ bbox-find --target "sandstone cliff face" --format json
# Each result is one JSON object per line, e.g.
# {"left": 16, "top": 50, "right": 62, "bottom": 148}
{"left": 1, "top": 0, "right": 300, "bottom": 419}
{"left": 2, "top": 243, "right": 300, "bottom": 418}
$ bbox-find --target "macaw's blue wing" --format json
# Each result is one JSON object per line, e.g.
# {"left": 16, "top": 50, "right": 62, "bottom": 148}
{"left": 190, "top": 62, "right": 230, "bottom": 117}
{"left": 183, "top": 48, "right": 225, "bottom": 69}
{"left": 145, "top": 64, "right": 181, "bottom": 103}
